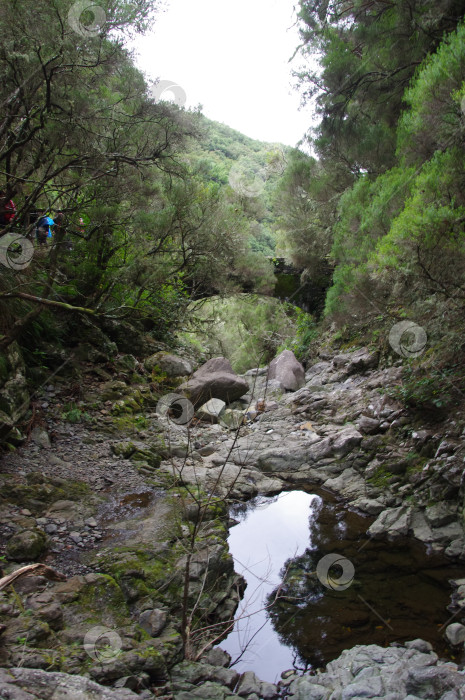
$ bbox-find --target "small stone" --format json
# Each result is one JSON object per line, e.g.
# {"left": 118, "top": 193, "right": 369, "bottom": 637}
{"left": 138, "top": 609, "right": 167, "bottom": 637}
{"left": 85, "top": 517, "right": 98, "bottom": 528}
{"left": 69, "top": 532, "right": 82, "bottom": 543}
{"left": 30, "top": 427, "right": 51, "bottom": 449}
{"left": 445, "top": 622, "right": 465, "bottom": 645}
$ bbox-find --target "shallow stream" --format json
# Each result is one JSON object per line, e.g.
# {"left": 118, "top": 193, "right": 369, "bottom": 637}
{"left": 222, "top": 490, "right": 463, "bottom": 684}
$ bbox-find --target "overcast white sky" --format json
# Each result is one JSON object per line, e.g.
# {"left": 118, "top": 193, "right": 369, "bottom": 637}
{"left": 131, "top": 0, "right": 316, "bottom": 147}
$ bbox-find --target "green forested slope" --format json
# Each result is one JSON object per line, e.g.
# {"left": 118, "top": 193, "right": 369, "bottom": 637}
{"left": 273, "top": 0, "right": 465, "bottom": 407}
{"left": 0, "top": 0, "right": 294, "bottom": 361}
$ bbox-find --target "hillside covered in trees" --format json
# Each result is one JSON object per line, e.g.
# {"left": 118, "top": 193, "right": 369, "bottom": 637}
{"left": 0, "top": 0, "right": 295, "bottom": 368}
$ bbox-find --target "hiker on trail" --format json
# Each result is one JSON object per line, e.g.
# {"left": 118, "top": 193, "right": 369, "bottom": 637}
{"left": 36, "top": 214, "right": 54, "bottom": 246}
{"left": 0, "top": 191, "right": 16, "bottom": 228}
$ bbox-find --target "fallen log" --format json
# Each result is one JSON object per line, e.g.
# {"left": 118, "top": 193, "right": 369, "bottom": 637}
{"left": 0, "top": 563, "right": 66, "bottom": 591}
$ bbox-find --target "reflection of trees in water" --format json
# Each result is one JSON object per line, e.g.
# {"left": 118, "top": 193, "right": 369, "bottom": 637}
{"left": 266, "top": 549, "right": 327, "bottom": 669}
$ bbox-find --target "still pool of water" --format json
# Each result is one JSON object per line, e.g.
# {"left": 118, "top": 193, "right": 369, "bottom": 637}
{"left": 221, "top": 490, "right": 464, "bottom": 684}
{"left": 222, "top": 491, "right": 320, "bottom": 681}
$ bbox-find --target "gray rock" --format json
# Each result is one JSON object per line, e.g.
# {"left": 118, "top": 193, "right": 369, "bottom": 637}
{"left": 406, "top": 664, "right": 465, "bottom": 698}
{"left": 245, "top": 367, "right": 268, "bottom": 376}
{"left": 332, "top": 427, "right": 363, "bottom": 457}
{"left": 404, "top": 639, "right": 433, "bottom": 653}
{"left": 352, "top": 498, "right": 385, "bottom": 515}
{"left": 367, "top": 506, "right": 412, "bottom": 539}
{"left": 425, "top": 503, "right": 458, "bottom": 528}
{"left": 236, "top": 671, "right": 262, "bottom": 696}
{"left": 138, "top": 608, "right": 167, "bottom": 637}
{"left": 196, "top": 399, "right": 226, "bottom": 424}
{"left": 325, "top": 469, "right": 366, "bottom": 499}
{"left": 220, "top": 409, "right": 244, "bottom": 430}
{"left": 444, "top": 623, "right": 465, "bottom": 646}
{"left": 0, "top": 667, "right": 139, "bottom": 698}
{"left": 6, "top": 528, "right": 47, "bottom": 561}
{"left": 267, "top": 350, "right": 305, "bottom": 391}
{"left": 145, "top": 351, "right": 192, "bottom": 376}
{"left": 200, "top": 648, "right": 231, "bottom": 667}
{"left": 332, "top": 348, "right": 379, "bottom": 374}
{"left": 30, "top": 427, "right": 51, "bottom": 449}
{"left": 287, "top": 677, "right": 331, "bottom": 699}
{"left": 179, "top": 358, "right": 249, "bottom": 407}
{"left": 357, "top": 415, "right": 381, "bottom": 435}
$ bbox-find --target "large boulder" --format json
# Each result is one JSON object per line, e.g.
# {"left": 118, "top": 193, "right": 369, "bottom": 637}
{"left": 267, "top": 350, "right": 305, "bottom": 392}
{"left": 178, "top": 357, "right": 248, "bottom": 408}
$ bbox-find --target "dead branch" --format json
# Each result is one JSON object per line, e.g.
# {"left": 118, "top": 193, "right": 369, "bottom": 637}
{"left": 0, "top": 563, "right": 66, "bottom": 591}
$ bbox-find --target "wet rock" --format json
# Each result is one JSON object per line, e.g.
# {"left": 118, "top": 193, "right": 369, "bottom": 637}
{"left": 6, "top": 528, "right": 47, "bottom": 561}
{"left": 138, "top": 608, "right": 167, "bottom": 637}
{"left": 145, "top": 351, "right": 192, "bottom": 376}
{"left": 267, "top": 350, "right": 305, "bottom": 392}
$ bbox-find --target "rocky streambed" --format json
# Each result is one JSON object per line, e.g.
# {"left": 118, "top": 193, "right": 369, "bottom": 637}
{"left": 1, "top": 346, "right": 465, "bottom": 698}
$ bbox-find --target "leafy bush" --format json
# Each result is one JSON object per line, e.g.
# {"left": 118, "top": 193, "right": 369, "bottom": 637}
{"left": 388, "top": 365, "right": 458, "bottom": 411}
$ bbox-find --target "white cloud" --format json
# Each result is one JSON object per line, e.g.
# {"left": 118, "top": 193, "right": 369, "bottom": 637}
{"left": 131, "top": 0, "right": 316, "bottom": 146}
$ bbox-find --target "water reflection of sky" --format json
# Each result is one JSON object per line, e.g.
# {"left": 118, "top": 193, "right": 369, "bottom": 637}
{"left": 221, "top": 491, "right": 321, "bottom": 683}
